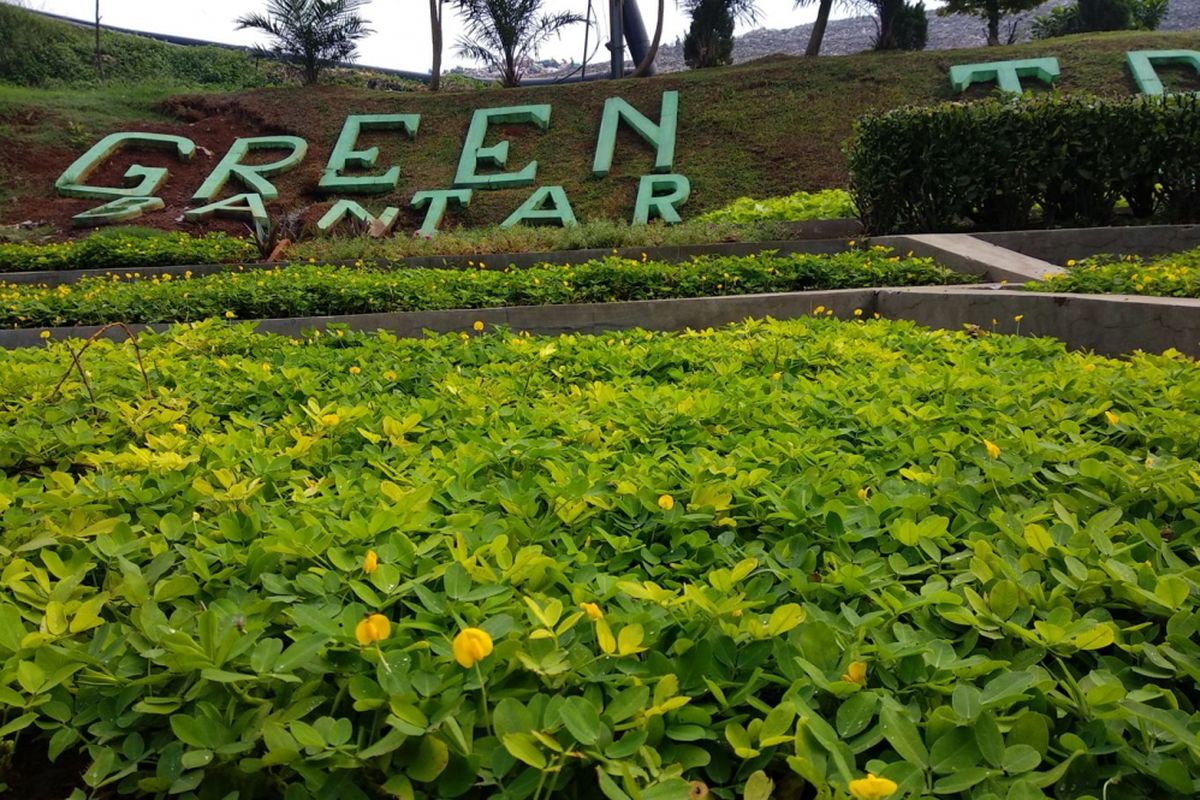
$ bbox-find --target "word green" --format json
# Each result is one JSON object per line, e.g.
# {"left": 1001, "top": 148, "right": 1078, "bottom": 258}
{"left": 950, "top": 49, "right": 1200, "bottom": 95}
{"left": 55, "top": 92, "right": 686, "bottom": 234}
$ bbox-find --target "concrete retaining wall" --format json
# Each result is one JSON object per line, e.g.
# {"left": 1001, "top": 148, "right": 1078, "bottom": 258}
{"left": 8, "top": 286, "right": 1199, "bottom": 357}
{"left": 973, "top": 225, "right": 1200, "bottom": 265}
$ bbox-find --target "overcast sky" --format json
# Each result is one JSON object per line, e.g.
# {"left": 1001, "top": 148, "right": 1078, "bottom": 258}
{"left": 7, "top": 0, "right": 878, "bottom": 74}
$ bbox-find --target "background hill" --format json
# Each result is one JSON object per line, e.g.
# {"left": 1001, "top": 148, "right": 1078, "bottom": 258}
{"left": 1, "top": 2, "right": 1198, "bottom": 234}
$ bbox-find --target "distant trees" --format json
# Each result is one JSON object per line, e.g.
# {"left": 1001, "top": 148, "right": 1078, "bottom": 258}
{"left": 863, "top": 0, "right": 928, "bottom": 51}
{"left": 938, "top": 0, "right": 1043, "bottom": 46}
{"left": 1032, "top": 0, "right": 1168, "bottom": 39}
{"left": 236, "top": 0, "right": 373, "bottom": 85}
{"left": 682, "top": 0, "right": 757, "bottom": 69}
{"left": 454, "top": 0, "right": 583, "bottom": 87}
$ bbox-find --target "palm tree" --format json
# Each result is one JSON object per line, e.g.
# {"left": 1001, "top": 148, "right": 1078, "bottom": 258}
{"left": 795, "top": 0, "right": 845, "bottom": 56}
{"left": 236, "top": 0, "right": 373, "bottom": 85}
{"left": 455, "top": 0, "right": 583, "bottom": 88}
{"left": 428, "top": 0, "right": 447, "bottom": 91}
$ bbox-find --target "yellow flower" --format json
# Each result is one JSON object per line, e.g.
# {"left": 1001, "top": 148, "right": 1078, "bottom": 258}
{"left": 1105, "top": 410, "right": 1119, "bottom": 426}
{"left": 453, "top": 627, "right": 494, "bottom": 668}
{"left": 658, "top": 494, "right": 675, "bottom": 511}
{"left": 363, "top": 550, "right": 378, "bottom": 574}
{"left": 1083, "top": 363, "right": 1096, "bottom": 373}
{"left": 383, "top": 370, "right": 397, "bottom": 381}
{"left": 172, "top": 423, "right": 187, "bottom": 434}
{"left": 39, "top": 330, "right": 51, "bottom": 339}
{"left": 580, "top": 602, "right": 604, "bottom": 621}
{"left": 225, "top": 310, "right": 236, "bottom": 319}
{"left": 983, "top": 439, "right": 1001, "bottom": 459}
{"left": 320, "top": 413, "right": 340, "bottom": 427}
{"left": 771, "top": 371, "right": 782, "bottom": 381}
{"left": 473, "top": 320, "right": 485, "bottom": 332}
{"left": 1013, "top": 314, "right": 1025, "bottom": 323}
{"left": 848, "top": 773, "right": 898, "bottom": 800}
{"left": 1066, "top": 259, "right": 1077, "bottom": 267}
{"left": 857, "top": 487, "right": 869, "bottom": 501}
{"left": 854, "top": 308, "right": 863, "bottom": 317}
{"left": 814, "top": 305, "right": 826, "bottom": 315}
{"left": 192, "top": 511, "right": 200, "bottom": 522}
{"left": 355, "top": 613, "right": 391, "bottom": 645}
{"left": 842, "top": 661, "right": 867, "bottom": 684}
{"left": 349, "top": 366, "right": 361, "bottom": 375}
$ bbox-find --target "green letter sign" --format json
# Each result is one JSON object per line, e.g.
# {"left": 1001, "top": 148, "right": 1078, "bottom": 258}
{"left": 1127, "top": 50, "right": 1200, "bottom": 96}
{"left": 412, "top": 189, "right": 472, "bottom": 237}
{"left": 592, "top": 91, "right": 679, "bottom": 177}
{"left": 317, "top": 200, "right": 400, "bottom": 235}
{"left": 454, "top": 105, "right": 550, "bottom": 189}
{"left": 949, "top": 58, "right": 1060, "bottom": 94}
{"left": 185, "top": 193, "right": 270, "bottom": 229}
{"left": 56, "top": 132, "right": 196, "bottom": 199}
{"left": 633, "top": 174, "right": 690, "bottom": 225}
{"left": 193, "top": 136, "right": 308, "bottom": 202}
{"left": 73, "top": 197, "right": 166, "bottom": 228}
{"left": 321, "top": 114, "right": 420, "bottom": 193}
{"left": 501, "top": 186, "right": 577, "bottom": 229}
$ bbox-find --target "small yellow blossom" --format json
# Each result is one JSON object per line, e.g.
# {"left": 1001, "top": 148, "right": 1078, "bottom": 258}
{"left": 983, "top": 439, "right": 1001, "bottom": 459}
{"left": 39, "top": 330, "right": 51, "bottom": 339}
{"left": 857, "top": 487, "right": 869, "bottom": 501}
{"left": 658, "top": 494, "right": 675, "bottom": 511}
{"left": 1066, "top": 259, "right": 1077, "bottom": 267}
{"left": 172, "top": 423, "right": 187, "bottom": 434}
{"left": 1083, "top": 363, "right": 1096, "bottom": 372}
{"left": 580, "top": 602, "right": 604, "bottom": 621}
{"left": 225, "top": 311, "right": 236, "bottom": 319}
{"left": 349, "top": 365, "right": 361, "bottom": 375}
{"left": 771, "top": 371, "right": 782, "bottom": 381}
{"left": 854, "top": 308, "right": 863, "bottom": 317}
{"left": 363, "top": 550, "right": 378, "bottom": 574}
{"left": 1105, "top": 410, "right": 1119, "bottom": 426}
{"left": 192, "top": 511, "right": 200, "bottom": 522}
{"left": 848, "top": 773, "right": 898, "bottom": 800}
{"left": 452, "top": 627, "right": 494, "bottom": 668}
{"left": 842, "top": 661, "right": 868, "bottom": 685}
{"left": 383, "top": 370, "right": 397, "bottom": 381}
{"left": 814, "top": 305, "right": 826, "bottom": 315}
{"left": 1014, "top": 314, "right": 1025, "bottom": 323}
{"left": 473, "top": 320, "right": 485, "bottom": 332}
{"left": 355, "top": 613, "right": 391, "bottom": 646}
{"left": 320, "top": 413, "right": 340, "bottom": 427}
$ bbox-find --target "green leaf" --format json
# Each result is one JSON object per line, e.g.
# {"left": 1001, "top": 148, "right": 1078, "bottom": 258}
{"left": 502, "top": 732, "right": 547, "bottom": 770}
{"left": 1002, "top": 744, "right": 1041, "bottom": 775}
{"left": 559, "top": 696, "right": 602, "bottom": 746}
{"left": 836, "top": 692, "right": 877, "bottom": 738}
{"left": 743, "top": 770, "right": 773, "bottom": 800}
{"left": 406, "top": 735, "right": 449, "bottom": 782}
{"left": 879, "top": 702, "right": 929, "bottom": 768}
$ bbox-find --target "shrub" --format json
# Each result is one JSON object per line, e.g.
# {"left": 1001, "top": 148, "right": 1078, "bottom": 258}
{"left": 3, "top": 317, "right": 1200, "bottom": 798}
{"left": 0, "top": 249, "right": 971, "bottom": 328}
{"left": 694, "top": 190, "right": 858, "bottom": 224}
{"left": 0, "top": 229, "right": 257, "bottom": 273}
{"left": 1033, "top": 0, "right": 1167, "bottom": 38}
{"left": 847, "top": 93, "right": 1200, "bottom": 234}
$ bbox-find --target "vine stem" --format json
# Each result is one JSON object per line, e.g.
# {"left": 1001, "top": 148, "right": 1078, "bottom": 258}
{"left": 48, "top": 322, "right": 152, "bottom": 402}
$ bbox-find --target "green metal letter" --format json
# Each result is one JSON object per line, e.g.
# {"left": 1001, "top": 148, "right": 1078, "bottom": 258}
{"left": 454, "top": 105, "right": 551, "bottom": 190}
{"left": 184, "top": 193, "right": 270, "bottom": 230}
{"left": 56, "top": 132, "right": 196, "bottom": 200}
{"left": 412, "top": 189, "right": 472, "bottom": 237}
{"left": 501, "top": 186, "right": 577, "bottom": 229}
{"left": 949, "top": 58, "right": 1060, "bottom": 94}
{"left": 317, "top": 200, "right": 400, "bottom": 235}
{"left": 320, "top": 114, "right": 420, "bottom": 194}
{"left": 632, "top": 174, "right": 690, "bottom": 225}
{"left": 193, "top": 136, "right": 308, "bottom": 202}
{"left": 592, "top": 90, "right": 679, "bottom": 177}
{"left": 72, "top": 197, "right": 166, "bottom": 228}
{"left": 1127, "top": 50, "right": 1200, "bottom": 96}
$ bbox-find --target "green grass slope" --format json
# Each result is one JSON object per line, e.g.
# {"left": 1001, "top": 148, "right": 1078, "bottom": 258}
{"left": 2, "top": 26, "right": 1199, "bottom": 232}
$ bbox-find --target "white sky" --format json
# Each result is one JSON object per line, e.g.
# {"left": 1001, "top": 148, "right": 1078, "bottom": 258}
{"left": 6, "top": 0, "right": 885, "bottom": 74}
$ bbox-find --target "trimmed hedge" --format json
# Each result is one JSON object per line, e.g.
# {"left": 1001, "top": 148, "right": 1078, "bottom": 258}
{"left": 847, "top": 94, "right": 1200, "bottom": 234}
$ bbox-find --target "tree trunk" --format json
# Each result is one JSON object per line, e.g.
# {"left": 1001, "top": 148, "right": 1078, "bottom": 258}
{"left": 632, "top": 0, "right": 664, "bottom": 77}
{"left": 806, "top": 0, "right": 833, "bottom": 57}
{"left": 94, "top": 0, "right": 103, "bottom": 78}
{"left": 429, "top": 0, "right": 443, "bottom": 91}
{"left": 987, "top": 7, "right": 1001, "bottom": 45}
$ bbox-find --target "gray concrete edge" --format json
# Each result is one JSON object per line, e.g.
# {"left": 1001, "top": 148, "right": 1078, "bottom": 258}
{"left": 8, "top": 287, "right": 1200, "bottom": 357}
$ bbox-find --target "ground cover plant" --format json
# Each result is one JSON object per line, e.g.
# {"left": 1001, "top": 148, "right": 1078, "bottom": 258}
{"left": 1029, "top": 248, "right": 1200, "bottom": 297}
{"left": 0, "top": 249, "right": 969, "bottom": 328}
{"left": 0, "top": 229, "right": 256, "bottom": 274}
{"left": 692, "top": 190, "right": 857, "bottom": 224}
{"left": 1, "top": 317, "right": 1199, "bottom": 799}
{"left": 287, "top": 219, "right": 803, "bottom": 263}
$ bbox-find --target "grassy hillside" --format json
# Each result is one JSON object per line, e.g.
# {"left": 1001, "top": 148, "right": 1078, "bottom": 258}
{"left": 2, "top": 27, "right": 1199, "bottom": 233}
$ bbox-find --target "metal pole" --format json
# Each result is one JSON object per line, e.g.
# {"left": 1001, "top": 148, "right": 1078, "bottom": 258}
{"left": 582, "top": 0, "right": 592, "bottom": 79}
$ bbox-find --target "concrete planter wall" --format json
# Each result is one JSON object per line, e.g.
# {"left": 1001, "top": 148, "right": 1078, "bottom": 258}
{"left": 7, "top": 286, "right": 1199, "bottom": 358}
